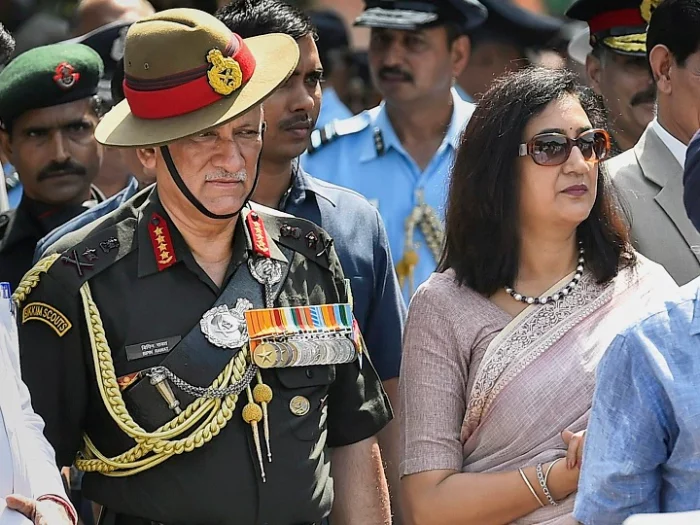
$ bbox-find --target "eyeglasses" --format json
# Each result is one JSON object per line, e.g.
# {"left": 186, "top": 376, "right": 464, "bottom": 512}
{"left": 518, "top": 129, "right": 611, "bottom": 166}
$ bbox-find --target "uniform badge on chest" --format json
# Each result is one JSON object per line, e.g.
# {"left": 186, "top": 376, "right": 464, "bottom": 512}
{"left": 200, "top": 298, "right": 253, "bottom": 349}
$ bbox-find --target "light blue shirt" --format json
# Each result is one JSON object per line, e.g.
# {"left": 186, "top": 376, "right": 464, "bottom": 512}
{"left": 574, "top": 278, "right": 700, "bottom": 524}
{"left": 301, "top": 89, "right": 474, "bottom": 301}
{"left": 316, "top": 87, "right": 353, "bottom": 130}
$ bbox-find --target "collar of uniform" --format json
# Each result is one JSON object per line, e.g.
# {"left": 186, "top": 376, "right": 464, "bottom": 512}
{"left": 240, "top": 206, "right": 289, "bottom": 264}
{"left": 136, "top": 191, "right": 252, "bottom": 278}
{"left": 359, "top": 88, "right": 471, "bottom": 163}
{"left": 284, "top": 159, "right": 338, "bottom": 209}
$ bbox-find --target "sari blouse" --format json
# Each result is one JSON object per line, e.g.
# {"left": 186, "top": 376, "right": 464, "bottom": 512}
{"left": 399, "top": 256, "right": 676, "bottom": 525}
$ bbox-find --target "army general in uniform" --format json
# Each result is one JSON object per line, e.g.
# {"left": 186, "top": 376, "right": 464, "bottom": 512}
{"left": 15, "top": 8, "right": 392, "bottom": 525}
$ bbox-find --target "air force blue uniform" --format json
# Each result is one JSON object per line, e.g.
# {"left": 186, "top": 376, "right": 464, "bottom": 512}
{"left": 301, "top": 89, "right": 474, "bottom": 300}
{"left": 283, "top": 162, "right": 405, "bottom": 381}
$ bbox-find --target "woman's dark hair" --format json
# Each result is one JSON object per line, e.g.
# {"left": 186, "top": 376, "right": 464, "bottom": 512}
{"left": 439, "top": 66, "right": 634, "bottom": 295}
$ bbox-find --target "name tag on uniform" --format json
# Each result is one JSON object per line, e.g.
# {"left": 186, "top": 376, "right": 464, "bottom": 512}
{"left": 125, "top": 335, "right": 181, "bottom": 361}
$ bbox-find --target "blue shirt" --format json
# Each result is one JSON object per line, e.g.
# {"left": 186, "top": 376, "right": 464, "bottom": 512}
{"left": 281, "top": 163, "right": 406, "bottom": 381}
{"left": 574, "top": 279, "right": 700, "bottom": 524}
{"left": 301, "top": 89, "right": 474, "bottom": 301}
{"left": 33, "top": 176, "right": 141, "bottom": 262}
{"left": 316, "top": 87, "right": 353, "bottom": 130}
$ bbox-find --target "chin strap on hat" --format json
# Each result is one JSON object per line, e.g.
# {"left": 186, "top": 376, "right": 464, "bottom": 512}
{"left": 160, "top": 123, "right": 266, "bottom": 220}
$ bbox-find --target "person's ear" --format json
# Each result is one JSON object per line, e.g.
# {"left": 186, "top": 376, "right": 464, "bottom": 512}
{"left": 451, "top": 35, "right": 472, "bottom": 78}
{"left": 649, "top": 44, "right": 673, "bottom": 96}
{"left": 585, "top": 53, "right": 604, "bottom": 96}
{"left": 136, "top": 147, "right": 158, "bottom": 171}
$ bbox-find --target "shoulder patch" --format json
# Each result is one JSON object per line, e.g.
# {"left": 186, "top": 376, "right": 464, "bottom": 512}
{"left": 21, "top": 301, "right": 72, "bottom": 336}
{"left": 307, "top": 113, "right": 370, "bottom": 155}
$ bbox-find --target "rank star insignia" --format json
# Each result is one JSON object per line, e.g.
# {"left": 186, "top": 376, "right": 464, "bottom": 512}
{"left": 53, "top": 62, "right": 80, "bottom": 90}
{"left": 148, "top": 213, "right": 177, "bottom": 271}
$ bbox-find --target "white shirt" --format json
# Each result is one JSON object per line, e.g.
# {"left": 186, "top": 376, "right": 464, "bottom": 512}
{"left": 653, "top": 118, "right": 687, "bottom": 167}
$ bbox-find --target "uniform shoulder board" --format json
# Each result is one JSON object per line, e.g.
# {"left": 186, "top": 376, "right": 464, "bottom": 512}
{"left": 307, "top": 113, "right": 370, "bottom": 155}
{"left": 253, "top": 209, "right": 337, "bottom": 272}
{"left": 44, "top": 218, "right": 136, "bottom": 290}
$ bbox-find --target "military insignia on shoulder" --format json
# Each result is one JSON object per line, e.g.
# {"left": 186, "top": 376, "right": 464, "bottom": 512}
{"left": 307, "top": 114, "right": 370, "bottom": 154}
{"left": 206, "top": 48, "right": 243, "bottom": 96}
{"left": 53, "top": 62, "right": 80, "bottom": 90}
{"left": 21, "top": 302, "right": 72, "bottom": 337}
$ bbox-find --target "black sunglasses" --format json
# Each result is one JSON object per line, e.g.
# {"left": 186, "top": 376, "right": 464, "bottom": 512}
{"left": 518, "top": 129, "right": 611, "bottom": 166}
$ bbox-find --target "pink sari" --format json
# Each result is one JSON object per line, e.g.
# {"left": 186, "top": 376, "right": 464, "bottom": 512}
{"left": 460, "top": 256, "right": 674, "bottom": 524}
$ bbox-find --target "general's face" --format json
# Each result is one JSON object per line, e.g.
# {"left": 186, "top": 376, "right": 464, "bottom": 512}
{"left": 518, "top": 95, "right": 600, "bottom": 230}
{"left": 145, "top": 106, "right": 263, "bottom": 218}
{"left": 587, "top": 51, "right": 655, "bottom": 146}
{"left": 0, "top": 98, "right": 102, "bottom": 205}
{"left": 260, "top": 34, "right": 323, "bottom": 163}
{"left": 368, "top": 26, "right": 465, "bottom": 104}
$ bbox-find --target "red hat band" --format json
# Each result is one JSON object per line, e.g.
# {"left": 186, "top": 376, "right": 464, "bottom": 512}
{"left": 588, "top": 8, "right": 646, "bottom": 35}
{"left": 123, "top": 33, "right": 256, "bottom": 120}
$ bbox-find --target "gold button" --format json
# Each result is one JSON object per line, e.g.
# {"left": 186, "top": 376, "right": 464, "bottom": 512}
{"left": 289, "top": 395, "right": 310, "bottom": 416}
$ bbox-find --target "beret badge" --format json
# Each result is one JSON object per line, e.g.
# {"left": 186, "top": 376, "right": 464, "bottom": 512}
{"left": 53, "top": 62, "right": 81, "bottom": 90}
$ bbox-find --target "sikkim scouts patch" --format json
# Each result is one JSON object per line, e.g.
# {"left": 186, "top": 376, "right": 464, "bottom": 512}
{"left": 21, "top": 302, "right": 72, "bottom": 337}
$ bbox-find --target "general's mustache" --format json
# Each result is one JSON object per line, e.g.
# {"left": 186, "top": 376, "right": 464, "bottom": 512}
{"left": 631, "top": 86, "right": 657, "bottom": 107}
{"left": 378, "top": 66, "right": 413, "bottom": 82}
{"left": 37, "top": 160, "right": 87, "bottom": 181}
{"left": 204, "top": 169, "right": 247, "bottom": 181}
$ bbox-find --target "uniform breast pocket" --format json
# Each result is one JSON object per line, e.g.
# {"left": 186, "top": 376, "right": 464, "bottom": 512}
{"left": 274, "top": 366, "right": 336, "bottom": 441}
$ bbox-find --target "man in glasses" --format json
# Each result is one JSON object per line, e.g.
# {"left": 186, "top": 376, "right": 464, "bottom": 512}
{"left": 604, "top": 0, "right": 700, "bottom": 285}
{"left": 566, "top": 0, "right": 657, "bottom": 157}
{"left": 301, "top": 0, "right": 487, "bottom": 301}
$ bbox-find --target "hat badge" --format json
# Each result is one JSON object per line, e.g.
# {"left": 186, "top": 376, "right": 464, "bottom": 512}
{"left": 53, "top": 62, "right": 80, "bottom": 90}
{"left": 640, "top": 0, "right": 662, "bottom": 23}
{"left": 206, "top": 49, "right": 243, "bottom": 96}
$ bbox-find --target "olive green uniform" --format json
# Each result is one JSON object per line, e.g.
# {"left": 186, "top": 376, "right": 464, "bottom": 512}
{"left": 16, "top": 187, "right": 391, "bottom": 525}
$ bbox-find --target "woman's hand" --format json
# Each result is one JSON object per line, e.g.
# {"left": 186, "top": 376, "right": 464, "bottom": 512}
{"left": 562, "top": 429, "right": 586, "bottom": 469}
{"left": 545, "top": 458, "right": 579, "bottom": 502}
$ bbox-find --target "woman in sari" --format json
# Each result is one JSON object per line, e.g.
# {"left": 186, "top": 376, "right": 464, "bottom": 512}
{"left": 399, "top": 67, "right": 676, "bottom": 525}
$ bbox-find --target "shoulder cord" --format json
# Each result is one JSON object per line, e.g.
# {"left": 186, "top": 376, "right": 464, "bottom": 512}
{"left": 13, "top": 255, "right": 252, "bottom": 477}
{"left": 395, "top": 198, "right": 445, "bottom": 296}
